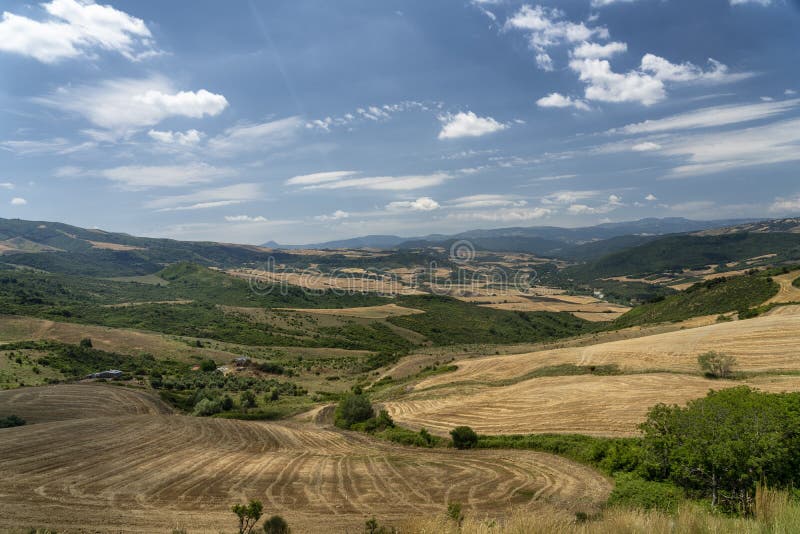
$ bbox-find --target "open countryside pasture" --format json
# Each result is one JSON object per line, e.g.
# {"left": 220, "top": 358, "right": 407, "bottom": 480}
{"left": 385, "top": 373, "right": 800, "bottom": 437}
{"left": 413, "top": 308, "right": 800, "bottom": 390}
{"left": 0, "top": 386, "right": 610, "bottom": 533}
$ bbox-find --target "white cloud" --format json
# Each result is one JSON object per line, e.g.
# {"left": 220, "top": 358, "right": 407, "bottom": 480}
{"left": 505, "top": 5, "right": 608, "bottom": 71}
{"left": 386, "top": 197, "right": 440, "bottom": 211}
{"left": 0, "top": 137, "right": 94, "bottom": 155}
{"left": 591, "top": 0, "right": 640, "bottom": 5}
{"left": 147, "top": 129, "right": 203, "bottom": 146}
{"left": 786, "top": 89, "right": 797, "bottom": 96}
{"left": 145, "top": 183, "right": 261, "bottom": 211}
{"left": 542, "top": 190, "right": 599, "bottom": 204}
{"left": 286, "top": 171, "right": 358, "bottom": 186}
{"left": 297, "top": 172, "right": 453, "bottom": 192}
{"left": 446, "top": 207, "right": 552, "bottom": 222}
{"left": 0, "top": 182, "right": 13, "bottom": 189}
{"left": 306, "top": 101, "right": 435, "bottom": 131}
{"left": 569, "top": 58, "right": 665, "bottom": 105}
{"left": 658, "top": 117, "right": 800, "bottom": 177}
{"left": 536, "top": 92, "right": 590, "bottom": 111}
{"left": 225, "top": 215, "right": 268, "bottom": 223}
{"left": 447, "top": 194, "right": 527, "bottom": 209}
{"left": 568, "top": 194, "right": 623, "bottom": 215}
{"left": 730, "top": 0, "right": 772, "bottom": 5}
{"left": 0, "top": 0, "right": 157, "bottom": 63}
{"left": 616, "top": 99, "right": 799, "bottom": 134}
{"left": 645, "top": 193, "right": 658, "bottom": 201}
{"left": 10, "top": 197, "right": 27, "bottom": 206}
{"left": 35, "top": 76, "right": 228, "bottom": 137}
{"left": 770, "top": 195, "right": 800, "bottom": 213}
{"left": 632, "top": 141, "right": 662, "bottom": 151}
{"left": 314, "top": 210, "right": 350, "bottom": 221}
{"left": 640, "top": 54, "right": 752, "bottom": 84}
{"left": 438, "top": 111, "right": 508, "bottom": 139}
{"left": 100, "top": 163, "right": 234, "bottom": 189}
{"left": 208, "top": 116, "right": 302, "bottom": 156}
{"left": 572, "top": 41, "right": 627, "bottom": 59}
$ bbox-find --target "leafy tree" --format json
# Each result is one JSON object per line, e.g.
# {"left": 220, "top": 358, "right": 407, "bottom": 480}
{"left": 334, "top": 394, "right": 374, "bottom": 429}
{"left": 79, "top": 337, "right": 92, "bottom": 348}
{"left": 200, "top": 359, "right": 217, "bottom": 372}
{"left": 241, "top": 390, "right": 257, "bottom": 409}
{"left": 221, "top": 395, "right": 234, "bottom": 411}
{"left": 262, "top": 515, "right": 289, "bottom": 534}
{"left": 232, "top": 499, "right": 263, "bottom": 534}
{"left": 640, "top": 387, "right": 800, "bottom": 513}
{"left": 697, "top": 351, "right": 737, "bottom": 379}
{"left": 0, "top": 415, "right": 26, "bottom": 428}
{"left": 192, "top": 397, "right": 222, "bottom": 416}
{"left": 450, "top": 426, "right": 478, "bottom": 450}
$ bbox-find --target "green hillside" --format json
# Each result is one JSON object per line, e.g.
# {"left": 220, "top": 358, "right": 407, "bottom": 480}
{"left": 613, "top": 272, "right": 779, "bottom": 328}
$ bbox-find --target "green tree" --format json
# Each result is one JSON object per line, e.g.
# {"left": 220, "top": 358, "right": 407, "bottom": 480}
{"left": 200, "top": 359, "right": 217, "bottom": 372}
{"left": 450, "top": 426, "right": 478, "bottom": 450}
{"left": 79, "top": 338, "right": 92, "bottom": 348}
{"left": 262, "top": 515, "right": 289, "bottom": 534}
{"left": 241, "top": 390, "right": 257, "bottom": 409}
{"left": 697, "top": 351, "right": 737, "bottom": 379}
{"left": 232, "top": 499, "right": 263, "bottom": 534}
{"left": 640, "top": 387, "right": 798, "bottom": 513}
{"left": 334, "top": 394, "right": 374, "bottom": 429}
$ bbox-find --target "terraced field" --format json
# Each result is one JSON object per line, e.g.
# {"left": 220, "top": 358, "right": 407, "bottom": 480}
{"left": 413, "top": 309, "right": 800, "bottom": 389}
{"left": 385, "top": 373, "right": 800, "bottom": 437}
{"left": 0, "top": 385, "right": 611, "bottom": 533}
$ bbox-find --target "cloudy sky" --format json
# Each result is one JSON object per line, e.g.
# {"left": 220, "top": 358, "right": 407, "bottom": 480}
{"left": 0, "top": 0, "right": 798, "bottom": 244}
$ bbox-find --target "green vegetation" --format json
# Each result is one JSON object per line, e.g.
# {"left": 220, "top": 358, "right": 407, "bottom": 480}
{"left": 0, "top": 414, "right": 26, "bottom": 428}
{"left": 614, "top": 272, "right": 778, "bottom": 327}
{"left": 333, "top": 393, "right": 374, "bottom": 428}
{"left": 232, "top": 499, "right": 263, "bottom": 534}
{"left": 450, "top": 426, "right": 478, "bottom": 449}
{"left": 698, "top": 351, "right": 737, "bottom": 379}
{"left": 390, "top": 294, "right": 594, "bottom": 345}
{"left": 566, "top": 232, "right": 800, "bottom": 280}
{"left": 640, "top": 387, "right": 800, "bottom": 513}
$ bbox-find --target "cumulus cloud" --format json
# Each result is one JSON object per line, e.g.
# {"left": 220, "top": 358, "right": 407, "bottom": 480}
{"left": 386, "top": 197, "right": 440, "bottom": 211}
{"left": 505, "top": 5, "right": 609, "bottom": 71}
{"left": 0, "top": 182, "right": 14, "bottom": 189}
{"left": 645, "top": 194, "right": 658, "bottom": 201}
{"left": 11, "top": 197, "right": 27, "bottom": 205}
{"left": 640, "top": 54, "right": 752, "bottom": 84}
{"left": 34, "top": 76, "right": 228, "bottom": 138}
{"left": 770, "top": 195, "right": 800, "bottom": 213}
{"left": 100, "top": 163, "right": 234, "bottom": 189}
{"left": 148, "top": 129, "right": 203, "bottom": 146}
{"left": 314, "top": 210, "right": 350, "bottom": 221}
{"left": 536, "top": 92, "right": 590, "bottom": 111}
{"left": 438, "top": 112, "right": 508, "bottom": 139}
{"left": 567, "top": 194, "right": 623, "bottom": 214}
{"left": 572, "top": 41, "right": 627, "bottom": 59}
{"left": 0, "top": 0, "right": 158, "bottom": 63}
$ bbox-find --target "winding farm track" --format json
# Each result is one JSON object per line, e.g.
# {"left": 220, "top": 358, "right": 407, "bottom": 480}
{"left": 765, "top": 272, "right": 800, "bottom": 305}
{"left": 0, "top": 385, "right": 611, "bottom": 533}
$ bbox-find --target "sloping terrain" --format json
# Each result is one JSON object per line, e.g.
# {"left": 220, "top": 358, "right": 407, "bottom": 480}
{"left": 385, "top": 374, "right": 800, "bottom": 437}
{"left": 0, "top": 385, "right": 610, "bottom": 533}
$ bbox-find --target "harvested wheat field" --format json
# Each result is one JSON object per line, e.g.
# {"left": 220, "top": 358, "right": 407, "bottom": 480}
{"left": 276, "top": 303, "right": 425, "bottom": 319}
{"left": 0, "top": 386, "right": 611, "bottom": 533}
{"left": 385, "top": 373, "right": 800, "bottom": 437}
{"left": 414, "top": 311, "right": 800, "bottom": 390}
{"left": 0, "top": 383, "right": 173, "bottom": 423}
{"left": 765, "top": 272, "right": 800, "bottom": 305}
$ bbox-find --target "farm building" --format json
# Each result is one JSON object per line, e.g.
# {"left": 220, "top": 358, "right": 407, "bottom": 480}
{"left": 87, "top": 370, "right": 123, "bottom": 379}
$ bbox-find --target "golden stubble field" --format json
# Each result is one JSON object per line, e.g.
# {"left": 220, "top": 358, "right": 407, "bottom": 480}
{"left": 0, "top": 384, "right": 611, "bottom": 533}
{"left": 383, "top": 309, "right": 800, "bottom": 437}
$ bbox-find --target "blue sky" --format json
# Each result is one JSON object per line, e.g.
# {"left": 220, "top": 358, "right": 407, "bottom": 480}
{"left": 0, "top": 0, "right": 798, "bottom": 244}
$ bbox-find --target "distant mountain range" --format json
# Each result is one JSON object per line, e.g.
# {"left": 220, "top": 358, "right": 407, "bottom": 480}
{"left": 263, "top": 217, "right": 759, "bottom": 254}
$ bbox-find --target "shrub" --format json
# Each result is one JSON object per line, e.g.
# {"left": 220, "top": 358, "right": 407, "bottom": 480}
{"left": 447, "top": 502, "right": 464, "bottom": 525}
{"left": 79, "top": 338, "right": 92, "bottom": 348}
{"left": 262, "top": 515, "right": 289, "bottom": 534}
{"left": 697, "top": 351, "right": 736, "bottom": 379}
{"left": 0, "top": 415, "right": 26, "bottom": 428}
{"left": 200, "top": 359, "right": 217, "bottom": 372}
{"left": 241, "top": 390, "right": 257, "bottom": 409}
{"left": 232, "top": 499, "right": 263, "bottom": 534}
{"left": 450, "top": 426, "right": 478, "bottom": 450}
{"left": 192, "top": 397, "right": 222, "bottom": 416}
{"left": 607, "top": 472, "right": 684, "bottom": 511}
{"left": 334, "top": 394, "right": 374, "bottom": 429}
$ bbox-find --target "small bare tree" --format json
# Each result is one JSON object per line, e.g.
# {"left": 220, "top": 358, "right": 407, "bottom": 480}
{"left": 698, "top": 351, "right": 737, "bottom": 379}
